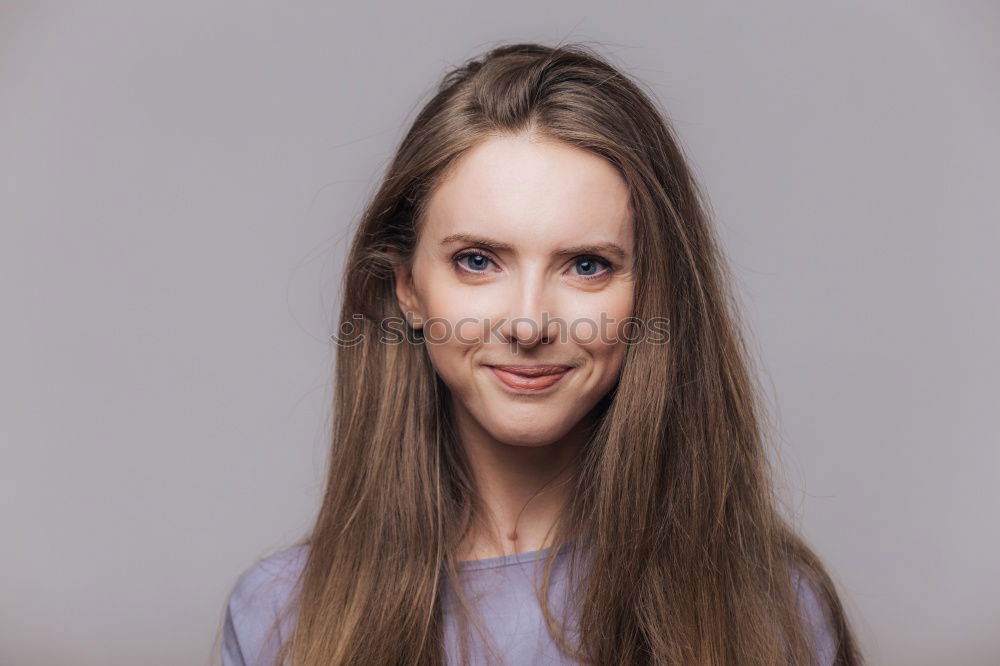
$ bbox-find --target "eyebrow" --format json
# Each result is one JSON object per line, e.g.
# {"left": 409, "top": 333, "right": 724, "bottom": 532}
{"left": 440, "top": 232, "right": 628, "bottom": 262}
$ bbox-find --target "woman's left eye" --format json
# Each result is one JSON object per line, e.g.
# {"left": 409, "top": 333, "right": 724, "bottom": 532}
{"left": 570, "top": 256, "right": 613, "bottom": 280}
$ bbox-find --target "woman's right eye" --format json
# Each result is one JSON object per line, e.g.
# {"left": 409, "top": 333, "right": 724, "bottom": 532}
{"left": 454, "top": 251, "right": 495, "bottom": 273}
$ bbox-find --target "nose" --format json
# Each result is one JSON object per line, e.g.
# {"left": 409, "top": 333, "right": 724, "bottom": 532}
{"left": 500, "top": 270, "right": 560, "bottom": 350}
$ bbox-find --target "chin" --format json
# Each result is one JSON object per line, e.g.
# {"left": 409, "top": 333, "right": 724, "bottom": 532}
{"left": 498, "top": 433, "right": 560, "bottom": 448}
{"left": 483, "top": 417, "right": 573, "bottom": 448}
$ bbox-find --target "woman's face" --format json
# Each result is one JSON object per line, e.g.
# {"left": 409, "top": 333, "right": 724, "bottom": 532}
{"left": 394, "top": 134, "right": 635, "bottom": 447}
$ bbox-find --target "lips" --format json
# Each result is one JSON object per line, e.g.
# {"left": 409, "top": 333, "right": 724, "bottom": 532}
{"left": 487, "top": 364, "right": 572, "bottom": 392}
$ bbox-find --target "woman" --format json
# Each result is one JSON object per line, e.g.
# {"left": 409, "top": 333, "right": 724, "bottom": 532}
{"left": 220, "top": 42, "right": 864, "bottom": 665}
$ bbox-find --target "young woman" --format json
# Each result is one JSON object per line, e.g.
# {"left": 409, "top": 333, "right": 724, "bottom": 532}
{"left": 220, "top": 42, "right": 864, "bottom": 665}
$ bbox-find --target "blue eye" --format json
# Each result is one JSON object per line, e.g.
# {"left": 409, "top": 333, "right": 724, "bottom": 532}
{"left": 455, "top": 252, "right": 494, "bottom": 272}
{"left": 574, "top": 257, "right": 603, "bottom": 277}
{"left": 572, "top": 256, "right": 612, "bottom": 279}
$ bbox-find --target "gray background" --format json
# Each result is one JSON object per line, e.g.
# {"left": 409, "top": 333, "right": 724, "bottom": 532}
{"left": 2, "top": 2, "right": 997, "bottom": 664}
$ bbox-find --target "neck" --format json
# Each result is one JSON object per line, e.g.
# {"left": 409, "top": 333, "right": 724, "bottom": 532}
{"left": 452, "top": 400, "right": 593, "bottom": 561}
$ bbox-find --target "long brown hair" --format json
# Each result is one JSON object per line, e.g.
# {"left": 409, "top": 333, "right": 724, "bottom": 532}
{"left": 272, "top": 42, "right": 863, "bottom": 665}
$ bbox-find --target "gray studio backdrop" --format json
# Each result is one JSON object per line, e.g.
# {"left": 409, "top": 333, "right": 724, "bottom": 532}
{"left": 2, "top": 2, "right": 997, "bottom": 664}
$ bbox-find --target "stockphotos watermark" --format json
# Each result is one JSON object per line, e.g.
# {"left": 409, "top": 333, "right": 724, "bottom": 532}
{"left": 330, "top": 312, "right": 670, "bottom": 348}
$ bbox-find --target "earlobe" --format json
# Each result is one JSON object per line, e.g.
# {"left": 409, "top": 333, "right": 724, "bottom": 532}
{"left": 393, "top": 263, "right": 424, "bottom": 330}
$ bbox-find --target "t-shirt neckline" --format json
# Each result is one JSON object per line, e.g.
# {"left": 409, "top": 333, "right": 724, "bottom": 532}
{"left": 456, "top": 541, "right": 573, "bottom": 571}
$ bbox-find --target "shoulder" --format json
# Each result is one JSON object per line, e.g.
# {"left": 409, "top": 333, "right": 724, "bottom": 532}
{"left": 222, "top": 543, "right": 310, "bottom": 666}
{"left": 790, "top": 564, "right": 838, "bottom": 666}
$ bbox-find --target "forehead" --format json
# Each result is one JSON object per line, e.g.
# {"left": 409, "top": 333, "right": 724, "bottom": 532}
{"left": 422, "top": 135, "right": 633, "bottom": 248}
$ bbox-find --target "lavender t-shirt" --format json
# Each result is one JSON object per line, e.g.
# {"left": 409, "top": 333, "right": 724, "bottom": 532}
{"left": 221, "top": 543, "right": 836, "bottom": 665}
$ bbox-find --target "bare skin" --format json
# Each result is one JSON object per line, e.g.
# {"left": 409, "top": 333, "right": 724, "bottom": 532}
{"left": 394, "top": 133, "right": 635, "bottom": 560}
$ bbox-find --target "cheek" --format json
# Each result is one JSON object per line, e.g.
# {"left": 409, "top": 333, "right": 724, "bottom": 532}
{"left": 418, "top": 288, "right": 487, "bottom": 389}
{"left": 421, "top": 289, "right": 491, "bottom": 346}
{"left": 563, "top": 286, "right": 634, "bottom": 352}
{"left": 419, "top": 271, "right": 508, "bottom": 347}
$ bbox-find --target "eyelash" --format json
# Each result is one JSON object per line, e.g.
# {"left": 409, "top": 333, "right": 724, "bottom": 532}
{"left": 452, "top": 250, "right": 614, "bottom": 281}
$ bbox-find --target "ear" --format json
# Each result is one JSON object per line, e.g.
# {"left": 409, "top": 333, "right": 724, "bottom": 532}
{"left": 392, "top": 256, "right": 424, "bottom": 330}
